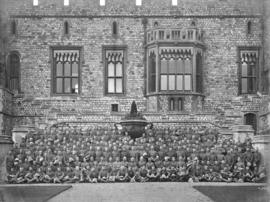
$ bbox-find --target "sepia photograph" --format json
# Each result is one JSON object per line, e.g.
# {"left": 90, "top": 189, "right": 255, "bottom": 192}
{"left": 0, "top": 0, "right": 269, "bottom": 201}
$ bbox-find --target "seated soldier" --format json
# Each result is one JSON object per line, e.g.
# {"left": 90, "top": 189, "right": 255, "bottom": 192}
{"left": 6, "top": 167, "right": 17, "bottom": 183}
{"left": 44, "top": 167, "right": 54, "bottom": 183}
{"left": 178, "top": 164, "right": 189, "bottom": 182}
{"left": 73, "top": 166, "right": 81, "bottom": 183}
{"left": 252, "top": 165, "right": 267, "bottom": 183}
{"left": 169, "top": 166, "right": 179, "bottom": 182}
{"left": 108, "top": 167, "right": 118, "bottom": 183}
{"left": 147, "top": 166, "right": 159, "bottom": 182}
{"left": 127, "top": 166, "right": 136, "bottom": 182}
{"left": 25, "top": 167, "right": 35, "bottom": 183}
{"left": 89, "top": 167, "right": 99, "bottom": 183}
{"left": 159, "top": 167, "right": 170, "bottom": 182}
{"left": 54, "top": 167, "right": 64, "bottom": 183}
{"left": 63, "top": 167, "right": 75, "bottom": 183}
{"left": 139, "top": 165, "right": 148, "bottom": 182}
{"left": 98, "top": 166, "right": 109, "bottom": 183}
{"left": 116, "top": 166, "right": 128, "bottom": 182}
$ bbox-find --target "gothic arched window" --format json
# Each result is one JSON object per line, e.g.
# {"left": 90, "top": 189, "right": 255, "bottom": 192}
{"left": 239, "top": 49, "right": 258, "bottom": 94}
{"left": 53, "top": 49, "right": 80, "bottom": 94}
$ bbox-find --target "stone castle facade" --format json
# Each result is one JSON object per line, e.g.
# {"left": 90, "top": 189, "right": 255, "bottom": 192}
{"left": 0, "top": 0, "right": 270, "bottom": 137}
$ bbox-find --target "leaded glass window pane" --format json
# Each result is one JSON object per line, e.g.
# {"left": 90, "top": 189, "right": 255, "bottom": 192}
{"left": 116, "top": 79, "right": 123, "bottom": 93}
{"left": 169, "top": 75, "right": 175, "bottom": 90}
{"left": 108, "top": 78, "right": 115, "bottom": 93}
{"left": 161, "top": 75, "right": 168, "bottom": 90}
{"left": 176, "top": 75, "right": 183, "bottom": 90}
{"left": 184, "top": 75, "right": 191, "bottom": 90}
{"left": 56, "top": 78, "right": 63, "bottom": 93}
{"left": 116, "top": 62, "right": 122, "bottom": 77}
{"left": 169, "top": 59, "right": 175, "bottom": 74}
{"left": 72, "top": 63, "right": 78, "bottom": 76}
{"left": 108, "top": 63, "right": 115, "bottom": 77}
{"left": 161, "top": 59, "right": 167, "bottom": 74}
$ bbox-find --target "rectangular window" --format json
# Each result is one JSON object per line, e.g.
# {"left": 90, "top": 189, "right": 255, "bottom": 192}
{"left": 111, "top": 104, "right": 119, "bottom": 112}
{"left": 100, "top": 0, "right": 105, "bottom": 6}
{"left": 159, "top": 56, "right": 192, "bottom": 92}
{"left": 105, "top": 49, "right": 125, "bottom": 95}
{"left": 136, "top": 0, "right": 142, "bottom": 6}
{"left": 239, "top": 49, "right": 258, "bottom": 94}
{"left": 33, "top": 0, "right": 38, "bottom": 6}
{"left": 52, "top": 49, "right": 80, "bottom": 95}
{"left": 64, "top": 0, "right": 69, "bottom": 6}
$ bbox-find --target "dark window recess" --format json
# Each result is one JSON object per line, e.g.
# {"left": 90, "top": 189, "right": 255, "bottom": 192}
{"left": 154, "top": 21, "right": 159, "bottom": 27}
{"left": 244, "top": 113, "right": 257, "bottom": 132}
{"left": 247, "top": 21, "right": 252, "bottom": 35}
{"left": 64, "top": 21, "right": 69, "bottom": 35}
{"left": 7, "top": 53, "right": 20, "bottom": 91}
{"left": 53, "top": 49, "right": 80, "bottom": 95}
{"left": 196, "top": 52, "right": 203, "bottom": 93}
{"left": 169, "top": 97, "right": 184, "bottom": 111}
{"left": 111, "top": 104, "right": 119, "bottom": 112}
{"left": 112, "top": 21, "right": 118, "bottom": 36}
{"left": 11, "top": 21, "right": 16, "bottom": 35}
{"left": 148, "top": 51, "right": 156, "bottom": 92}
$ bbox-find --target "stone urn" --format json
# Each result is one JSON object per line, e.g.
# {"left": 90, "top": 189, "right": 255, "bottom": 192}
{"left": 115, "top": 101, "right": 152, "bottom": 139}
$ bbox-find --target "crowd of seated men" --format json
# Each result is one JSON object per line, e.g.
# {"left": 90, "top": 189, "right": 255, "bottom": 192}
{"left": 5, "top": 126, "right": 267, "bottom": 184}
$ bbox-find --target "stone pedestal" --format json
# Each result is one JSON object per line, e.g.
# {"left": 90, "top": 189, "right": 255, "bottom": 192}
{"left": 12, "top": 125, "right": 35, "bottom": 145}
{"left": 253, "top": 135, "right": 270, "bottom": 165}
{"left": 0, "top": 136, "right": 13, "bottom": 183}
{"left": 231, "top": 125, "right": 254, "bottom": 143}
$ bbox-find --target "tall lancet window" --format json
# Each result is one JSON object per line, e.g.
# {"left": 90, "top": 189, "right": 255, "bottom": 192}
{"left": 7, "top": 52, "right": 20, "bottom": 91}
{"left": 239, "top": 49, "right": 259, "bottom": 94}
{"left": 53, "top": 49, "right": 80, "bottom": 94}
{"left": 105, "top": 49, "right": 125, "bottom": 94}
{"left": 148, "top": 51, "right": 156, "bottom": 92}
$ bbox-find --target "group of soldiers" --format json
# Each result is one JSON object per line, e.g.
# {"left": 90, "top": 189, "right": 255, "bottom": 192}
{"left": 5, "top": 126, "right": 267, "bottom": 183}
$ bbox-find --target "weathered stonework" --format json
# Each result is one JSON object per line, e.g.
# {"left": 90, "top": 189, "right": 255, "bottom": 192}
{"left": 0, "top": 0, "right": 268, "bottom": 135}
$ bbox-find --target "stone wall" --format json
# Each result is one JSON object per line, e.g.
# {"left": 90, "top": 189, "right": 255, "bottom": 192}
{"left": 0, "top": 0, "right": 266, "bottom": 132}
{"left": 0, "top": 88, "right": 13, "bottom": 136}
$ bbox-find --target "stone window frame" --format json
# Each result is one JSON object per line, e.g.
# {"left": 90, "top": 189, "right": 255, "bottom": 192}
{"left": 102, "top": 45, "right": 127, "bottom": 96}
{"left": 146, "top": 45, "right": 204, "bottom": 95}
{"left": 6, "top": 51, "right": 21, "bottom": 92}
{"left": 50, "top": 46, "right": 82, "bottom": 96}
{"left": 168, "top": 96, "right": 184, "bottom": 111}
{"left": 238, "top": 46, "right": 261, "bottom": 95}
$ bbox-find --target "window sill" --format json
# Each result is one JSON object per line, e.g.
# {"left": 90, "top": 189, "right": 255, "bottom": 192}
{"left": 146, "top": 91, "right": 204, "bottom": 97}
{"left": 51, "top": 93, "right": 80, "bottom": 97}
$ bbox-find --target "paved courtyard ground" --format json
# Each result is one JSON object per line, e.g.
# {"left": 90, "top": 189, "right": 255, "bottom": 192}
{"left": 0, "top": 183, "right": 269, "bottom": 202}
